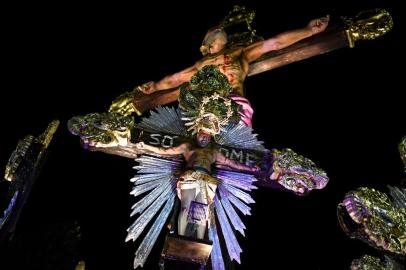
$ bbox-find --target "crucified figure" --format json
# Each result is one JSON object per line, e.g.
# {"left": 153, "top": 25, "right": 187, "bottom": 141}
{"left": 134, "top": 130, "right": 258, "bottom": 239}
{"left": 109, "top": 15, "right": 329, "bottom": 126}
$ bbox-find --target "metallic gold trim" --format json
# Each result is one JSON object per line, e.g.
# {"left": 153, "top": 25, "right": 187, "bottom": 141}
{"left": 342, "top": 9, "right": 393, "bottom": 48}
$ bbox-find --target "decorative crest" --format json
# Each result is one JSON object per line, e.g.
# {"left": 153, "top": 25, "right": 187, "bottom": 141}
{"left": 342, "top": 9, "right": 393, "bottom": 48}
{"left": 179, "top": 65, "right": 240, "bottom": 136}
{"left": 219, "top": 5, "right": 263, "bottom": 48}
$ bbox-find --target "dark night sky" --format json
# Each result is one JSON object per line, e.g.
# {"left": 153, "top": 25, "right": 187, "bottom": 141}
{"left": 1, "top": 1, "right": 404, "bottom": 269}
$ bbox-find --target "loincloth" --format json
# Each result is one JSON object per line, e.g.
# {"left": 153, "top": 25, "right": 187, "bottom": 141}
{"left": 177, "top": 170, "right": 219, "bottom": 202}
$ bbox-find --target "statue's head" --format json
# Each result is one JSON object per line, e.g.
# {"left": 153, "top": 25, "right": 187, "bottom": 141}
{"left": 200, "top": 27, "right": 228, "bottom": 56}
{"left": 196, "top": 130, "right": 212, "bottom": 147}
{"left": 337, "top": 187, "right": 406, "bottom": 255}
{"left": 271, "top": 149, "right": 329, "bottom": 195}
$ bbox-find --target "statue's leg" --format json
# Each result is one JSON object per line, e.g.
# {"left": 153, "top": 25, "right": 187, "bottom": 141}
{"left": 194, "top": 190, "right": 207, "bottom": 239}
{"left": 178, "top": 188, "right": 196, "bottom": 236}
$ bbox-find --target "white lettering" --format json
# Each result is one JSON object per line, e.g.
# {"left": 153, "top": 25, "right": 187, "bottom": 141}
{"left": 149, "top": 134, "right": 161, "bottom": 145}
{"left": 161, "top": 135, "right": 178, "bottom": 148}
{"left": 230, "top": 149, "right": 244, "bottom": 163}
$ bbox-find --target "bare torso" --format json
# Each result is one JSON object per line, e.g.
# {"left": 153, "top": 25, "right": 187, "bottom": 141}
{"left": 196, "top": 48, "right": 248, "bottom": 96}
{"left": 183, "top": 145, "right": 217, "bottom": 173}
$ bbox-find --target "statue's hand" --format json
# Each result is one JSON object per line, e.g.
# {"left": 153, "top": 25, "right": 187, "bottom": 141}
{"left": 137, "top": 81, "right": 155, "bottom": 94}
{"left": 133, "top": 141, "right": 149, "bottom": 155}
{"left": 109, "top": 82, "right": 155, "bottom": 115}
{"left": 134, "top": 142, "right": 145, "bottom": 150}
{"left": 307, "top": 15, "right": 330, "bottom": 35}
{"left": 109, "top": 91, "right": 139, "bottom": 116}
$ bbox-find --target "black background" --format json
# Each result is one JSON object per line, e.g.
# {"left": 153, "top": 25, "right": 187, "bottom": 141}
{"left": 1, "top": 1, "right": 405, "bottom": 269}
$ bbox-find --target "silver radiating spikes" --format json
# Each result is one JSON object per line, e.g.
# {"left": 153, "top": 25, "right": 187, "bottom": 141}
{"left": 135, "top": 154, "right": 183, "bottom": 165}
{"left": 128, "top": 152, "right": 180, "bottom": 268}
{"left": 208, "top": 211, "right": 226, "bottom": 270}
{"left": 129, "top": 179, "right": 166, "bottom": 197}
{"left": 136, "top": 107, "right": 189, "bottom": 137}
{"left": 218, "top": 187, "right": 246, "bottom": 236}
{"left": 227, "top": 191, "right": 252, "bottom": 216}
{"left": 130, "top": 173, "right": 171, "bottom": 184}
{"left": 133, "top": 193, "right": 175, "bottom": 268}
{"left": 134, "top": 155, "right": 182, "bottom": 174}
{"left": 214, "top": 170, "right": 257, "bottom": 191}
{"left": 214, "top": 196, "right": 242, "bottom": 263}
{"left": 215, "top": 123, "right": 265, "bottom": 151}
{"left": 130, "top": 181, "right": 173, "bottom": 215}
{"left": 222, "top": 184, "right": 255, "bottom": 204}
{"left": 126, "top": 187, "right": 172, "bottom": 242}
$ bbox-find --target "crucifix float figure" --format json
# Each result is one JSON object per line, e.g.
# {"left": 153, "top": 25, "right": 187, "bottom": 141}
{"left": 108, "top": 7, "right": 393, "bottom": 122}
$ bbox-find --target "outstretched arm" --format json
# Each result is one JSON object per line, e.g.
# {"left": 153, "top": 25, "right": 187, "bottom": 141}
{"left": 243, "top": 15, "right": 330, "bottom": 63}
{"left": 135, "top": 141, "right": 190, "bottom": 155}
{"left": 109, "top": 64, "right": 197, "bottom": 115}
{"left": 215, "top": 152, "right": 259, "bottom": 173}
{"left": 138, "top": 64, "right": 198, "bottom": 94}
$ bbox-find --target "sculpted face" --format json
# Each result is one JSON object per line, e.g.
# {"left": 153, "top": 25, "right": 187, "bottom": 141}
{"left": 196, "top": 131, "right": 212, "bottom": 147}
{"left": 200, "top": 28, "right": 227, "bottom": 56}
